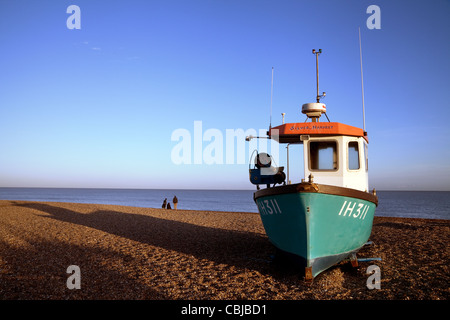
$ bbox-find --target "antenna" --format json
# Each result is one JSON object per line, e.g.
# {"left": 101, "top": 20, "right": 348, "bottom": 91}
{"left": 306, "top": 49, "right": 328, "bottom": 123}
{"left": 359, "top": 27, "right": 366, "bottom": 133}
{"left": 312, "top": 49, "right": 321, "bottom": 102}
{"left": 270, "top": 67, "right": 274, "bottom": 129}
{"left": 312, "top": 49, "right": 326, "bottom": 103}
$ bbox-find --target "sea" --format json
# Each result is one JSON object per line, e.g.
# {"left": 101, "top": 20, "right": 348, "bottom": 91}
{"left": 0, "top": 188, "right": 448, "bottom": 220}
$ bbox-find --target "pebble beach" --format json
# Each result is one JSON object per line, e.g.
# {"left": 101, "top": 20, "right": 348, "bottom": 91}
{"left": 0, "top": 200, "right": 448, "bottom": 300}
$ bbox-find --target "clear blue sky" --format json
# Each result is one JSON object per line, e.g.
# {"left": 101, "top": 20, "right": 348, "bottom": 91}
{"left": 0, "top": 0, "right": 449, "bottom": 190}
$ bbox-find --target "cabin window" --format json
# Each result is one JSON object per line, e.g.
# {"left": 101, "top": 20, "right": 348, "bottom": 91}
{"left": 309, "top": 141, "right": 338, "bottom": 170}
{"left": 348, "top": 141, "right": 360, "bottom": 170}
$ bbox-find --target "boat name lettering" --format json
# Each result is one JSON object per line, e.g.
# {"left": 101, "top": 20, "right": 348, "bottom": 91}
{"left": 258, "top": 199, "right": 282, "bottom": 215}
{"left": 338, "top": 201, "right": 370, "bottom": 220}
{"left": 289, "top": 125, "right": 334, "bottom": 131}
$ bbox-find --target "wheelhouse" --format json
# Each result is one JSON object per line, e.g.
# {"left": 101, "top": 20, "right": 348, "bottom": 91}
{"left": 268, "top": 120, "right": 370, "bottom": 192}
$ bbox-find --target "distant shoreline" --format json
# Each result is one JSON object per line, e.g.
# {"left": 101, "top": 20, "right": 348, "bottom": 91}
{"left": 1, "top": 186, "right": 450, "bottom": 192}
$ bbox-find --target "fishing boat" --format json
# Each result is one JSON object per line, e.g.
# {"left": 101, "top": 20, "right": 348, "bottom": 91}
{"left": 247, "top": 49, "right": 378, "bottom": 281}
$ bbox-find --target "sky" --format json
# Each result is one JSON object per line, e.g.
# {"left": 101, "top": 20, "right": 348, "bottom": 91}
{"left": 0, "top": 0, "right": 449, "bottom": 191}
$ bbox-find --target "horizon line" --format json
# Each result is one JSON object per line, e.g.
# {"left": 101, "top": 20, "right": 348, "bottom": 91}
{"left": 1, "top": 186, "right": 449, "bottom": 192}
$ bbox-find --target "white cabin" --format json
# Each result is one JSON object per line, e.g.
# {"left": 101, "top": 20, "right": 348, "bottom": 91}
{"left": 301, "top": 135, "right": 369, "bottom": 192}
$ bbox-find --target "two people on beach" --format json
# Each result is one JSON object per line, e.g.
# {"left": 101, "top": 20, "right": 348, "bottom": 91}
{"left": 162, "top": 196, "right": 178, "bottom": 210}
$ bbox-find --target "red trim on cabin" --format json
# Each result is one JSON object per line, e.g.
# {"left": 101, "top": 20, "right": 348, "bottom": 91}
{"left": 269, "top": 122, "right": 369, "bottom": 143}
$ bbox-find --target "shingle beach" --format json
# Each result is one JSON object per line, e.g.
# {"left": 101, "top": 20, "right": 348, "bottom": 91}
{"left": 0, "top": 200, "right": 448, "bottom": 300}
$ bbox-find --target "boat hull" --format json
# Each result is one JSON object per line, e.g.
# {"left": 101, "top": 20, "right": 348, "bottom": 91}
{"left": 254, "top": 183, "right": 377, "bottom": 279}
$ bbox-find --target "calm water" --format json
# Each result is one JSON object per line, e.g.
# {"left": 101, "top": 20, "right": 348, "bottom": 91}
{"left": 0, "top": 188, "right": 448, "bottom": 220}
{"left": 0, "top": 188, "right": 257, "bottom": 213}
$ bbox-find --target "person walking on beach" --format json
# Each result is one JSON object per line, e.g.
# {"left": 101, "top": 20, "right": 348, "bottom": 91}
{"left": 162, "top": 198, "right": 167, "bottom": 209}
{"left": 173, "top": 195, "right": 178, "bottom": 210}
{"left": 167, "top": 202, "right": 172, "bottom": 209}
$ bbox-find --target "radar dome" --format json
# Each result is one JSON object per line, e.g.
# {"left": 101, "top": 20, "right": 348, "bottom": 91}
{"left": 301, "top": 103, "right": 326, "bottom": 119}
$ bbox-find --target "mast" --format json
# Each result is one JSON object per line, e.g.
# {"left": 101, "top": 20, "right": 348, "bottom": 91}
{"left": 307, "top": 49, "right": 327, "bottom": 122}
{"left": 312, "top": 49, "right": 321, "bottom": 103}
{"left": 270, "top": 67, "right": 274, "bottom": 130}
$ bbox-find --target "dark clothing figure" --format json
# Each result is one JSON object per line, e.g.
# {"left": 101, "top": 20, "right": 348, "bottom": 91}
{"left": 162, "top": 198, "right": 167, "bottom": 209}
{"left": 167, "top": 202, "right": 172, "bottom": 209}
{"left": 173, "top": 196, "right": 178, "bottom": 210}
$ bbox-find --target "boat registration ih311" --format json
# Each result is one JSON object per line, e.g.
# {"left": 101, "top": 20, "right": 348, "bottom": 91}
{"left": 257, "top": 199, "right": 282, "bottom": 215}
{"left": 338, "top": 201, "right": 371, "bottom": 220}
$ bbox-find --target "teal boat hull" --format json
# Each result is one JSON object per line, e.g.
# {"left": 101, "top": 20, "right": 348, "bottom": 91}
{"left": 254, "top": 183, "right": 378, "bottom": 279}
